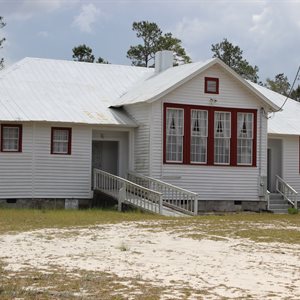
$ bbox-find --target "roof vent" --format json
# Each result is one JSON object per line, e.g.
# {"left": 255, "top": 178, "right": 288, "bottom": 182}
{"left": 155, "top": 50, "right": 173, "bottom": 73}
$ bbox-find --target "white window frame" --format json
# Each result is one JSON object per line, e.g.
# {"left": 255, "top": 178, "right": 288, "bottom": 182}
{"left": 214, "top": 111, "right": 231, "bottom": 165}
{"left": 190, "top": 109, "right": 208, "bottom": 164}
{"left": 237, "top": 112, "right": 253, "bottom": 165}
{"left": 165, "top": 108, "right": 184, "bottom": 163}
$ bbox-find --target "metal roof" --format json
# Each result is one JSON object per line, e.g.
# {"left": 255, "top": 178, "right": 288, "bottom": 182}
{"left": 113, "top": 58, "right": 280, "bottom": 111}
{"left": 0, "top": 57, "right": 153, "bottom": 126}
{"left": 248, "top": 82, "right": 300, "bottom": 135}
{"left": 0, "top": 57, "right": 294, "bottom": 134}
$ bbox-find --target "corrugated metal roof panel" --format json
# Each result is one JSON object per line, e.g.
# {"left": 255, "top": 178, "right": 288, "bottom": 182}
{"left": 0, "top": 58, "right": 153, "bottom": 125}
{"left": 248, "top": 82, "right": 300, "bottom": 135}
{"left": 114, "top": 59, "right": 214, "bottom": 106}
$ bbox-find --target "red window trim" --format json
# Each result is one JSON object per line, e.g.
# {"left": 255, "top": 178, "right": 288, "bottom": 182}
{"left": 51, "top": 127, "right": 72, "bottom": 155}
{"left": 1, "top": 124, "right": 22, "bottom": 153}
{"left": 205, "top": 77, "right": 219, "bottom": 94}
{"left": 163, "top": 103, "right": 257, "bottom": 167}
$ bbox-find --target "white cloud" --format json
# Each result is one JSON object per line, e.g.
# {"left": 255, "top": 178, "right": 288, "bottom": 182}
{"left": 37, "top": 31, "right": 49, "bottom": 38}
{"left": 3, "top": 0, "right": 79, "bottom": 21}
{"left": 72, "top": 3, "right": 101, "bottom": 33}
{"left": 173, "top": 18, "right": 209, "bottom": 47}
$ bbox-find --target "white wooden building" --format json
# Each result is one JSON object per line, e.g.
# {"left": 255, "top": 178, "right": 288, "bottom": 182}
{"left": 0, "top": 51, "right": 297, "bottom": 213}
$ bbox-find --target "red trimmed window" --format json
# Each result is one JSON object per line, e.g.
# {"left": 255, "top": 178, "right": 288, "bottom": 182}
{"left": 205, "top": 77, "right": 219, "bottom": 94}
{"left": 51, "top": 127, "right": 72, "bottom": 155}
{"left": 1, "top": 124, "right": 22, "bottom": 152}
{"left": 163, "top": 103, "right": 257, "bottom": 166}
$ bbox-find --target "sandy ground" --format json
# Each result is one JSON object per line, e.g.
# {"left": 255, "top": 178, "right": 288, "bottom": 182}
{"left": 0, "top": 221, "right": 300, "bottom": 299}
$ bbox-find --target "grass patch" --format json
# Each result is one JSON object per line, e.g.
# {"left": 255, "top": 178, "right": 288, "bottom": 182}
{"left": 0, "top": 208, "right": 164, "bottom": 234}
{"left": 0, "top": 263, "right": 165, "bottom": 299}
{"left": 0, "top": 209, "right": 299, "bottom": 244}
{"left": 138, "top": 213, "right": 300, "bottom": 244}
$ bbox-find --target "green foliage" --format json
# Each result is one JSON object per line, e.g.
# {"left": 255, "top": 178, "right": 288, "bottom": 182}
{"left": 265, "top": 73, "right": 290, "bottom": 96}
{"left": 127, "top": 21, "right": 191, "bottom": 67}
{"left": 211, "top": 38, "right": 259, "bottom": 83}
{"left": 72, "top": 44, "right": 109, "bottom": 64}
{"left": 0, "top": 16, "right": 6, "bottom": 70}
{"left": 96, "top": 57, "right": 109, "bottom": 64}
{"left": 290, "top": 85, "right": 300, "bottom": 102}
{"left": 288, "top": 207, "right": 298, "bottom": 214}
{"left": 72, "top": 44, "right": 95, "bottom": 63}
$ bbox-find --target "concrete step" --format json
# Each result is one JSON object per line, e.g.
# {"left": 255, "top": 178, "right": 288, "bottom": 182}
{"left": 270, "top": 208, "right": 289, "bottom": 214}
{"left": 269, "top": 193, "right": 283, "bottom": 200}
{"left": 269, "top": 199, "right": 286, "bottom": 205}
{"left": 269, "top": 204, "right": 291, "bottom": 210}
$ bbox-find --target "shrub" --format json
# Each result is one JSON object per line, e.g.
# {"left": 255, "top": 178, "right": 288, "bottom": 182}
{"left": 288, "top": 207, "right": 299, "bottom": 214}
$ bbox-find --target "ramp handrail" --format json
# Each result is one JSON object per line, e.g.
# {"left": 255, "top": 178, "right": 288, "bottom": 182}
{"left": 276, "top": 175, "right": 298, "bottom": 209}
{"left": 94, "top": 169, "right": 163, "bottom": 214}
{"left": 127, "top": 171, "right": 198, "bottom": 215}
{"left": 266, "top": 190, "right": 271, "bottom": 210}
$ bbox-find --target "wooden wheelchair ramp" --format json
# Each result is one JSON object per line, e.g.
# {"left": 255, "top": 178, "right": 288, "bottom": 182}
{"left": 93, "top": 169, "right": 198, "bottom": 217}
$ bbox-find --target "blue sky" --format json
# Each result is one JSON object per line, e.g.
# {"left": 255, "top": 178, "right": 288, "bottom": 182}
{"left": 1, "top": 0, "right": 300, "bottom": 83}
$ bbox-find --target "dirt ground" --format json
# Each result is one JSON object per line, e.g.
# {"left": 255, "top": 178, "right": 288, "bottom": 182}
{"left": 0, "top": 220, "right": 300, "bottom": 299}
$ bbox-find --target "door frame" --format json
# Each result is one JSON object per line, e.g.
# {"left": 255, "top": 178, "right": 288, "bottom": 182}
{"left": 92, "top": 138, "right": 121, "bottom": 176}
{"left": 267, "top": 138, "right": 283, "bottom": 193}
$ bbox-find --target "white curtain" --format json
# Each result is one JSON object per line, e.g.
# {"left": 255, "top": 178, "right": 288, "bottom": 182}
{"left": 166, "top": 109, "right": 183, "bottom": 162}
{"left": 191, "top": 110, "right": 207, "bottom": 137}
{"left": 191, "top": 110, "right": 207, "bottom": 163}
{"left": 214, "top": 112, "right": 230, "bottom": 138}
{"left": 237, "top": 113, "right": 253, "bottom": 164}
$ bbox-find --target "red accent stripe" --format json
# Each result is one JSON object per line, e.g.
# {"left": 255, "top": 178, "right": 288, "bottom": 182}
{"left": 163, "top": 103, "right": 257, "bottom": 167}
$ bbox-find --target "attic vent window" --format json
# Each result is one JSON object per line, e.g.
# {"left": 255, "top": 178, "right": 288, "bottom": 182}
{"left": 205, "top": 77, "right": 219, "bottom": 94}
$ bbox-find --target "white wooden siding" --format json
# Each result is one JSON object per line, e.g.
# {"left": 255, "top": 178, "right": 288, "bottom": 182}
{"left": 149, "top": 65, "right": 268, "bottom": 201}
{"left": 0, "top": 123, "right": 34, "bottom": 198}
{"left": 277, "top": 135, "right": 300, "bottom": 194}
{"left": 33, "top": 123, "right": 92, "bottom": 198}
{"left": 125, "top": 103, "right": 151, "bottom": 175}
{"left": 0, "top": 123, "right": 92, "bottom": 199}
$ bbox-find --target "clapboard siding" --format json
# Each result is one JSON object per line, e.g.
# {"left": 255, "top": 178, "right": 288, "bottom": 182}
{"left": 149, "top": 65, "right": 268, "bottom": 201}
{"left": 33, "top": 124, "right": 92, "bottom": 198}
{"left": 280, "top": 135, "right": 300, "bottom": 195}
{"left": 125, "top": 103, "right": 151, "bottom": 175}
{"left": 0, "top": 122, "right": 92, "bottom": 199}
{"left": 0, "top": 123, "right": 33, "bottom": 197}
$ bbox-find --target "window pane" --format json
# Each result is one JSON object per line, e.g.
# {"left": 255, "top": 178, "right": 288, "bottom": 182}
{"left": 214, "top": 112, "right": 231, "bottom": 138}
{"left": 238, "top": 139, "right": 252, "bottom": 164}
{"left": 237, "top": 113, "right": 253, "bottom": 164}
{"left": 191, "top": 137, "right": 207, "bottom": 163}
{"left": 191, "top": 110, "right": 207, "bottom": 163}
{"left": 214, "top": 112, "right": 231, "bottom": 164}
{"left": 2, "top": 127, "right": 19, "bottom": 151}
{"left": 52, "top": 129, "right": 70, "bottom": 154}
{"left": 214, "top": 138, "right": 230, "bottom": 164}
{"left": 166, "top": 108, "right": 184, "bottom": 162}
{"left": 207, "top": 80, "right": 217, "bottom": 92}
{"left": 238, "top": 113, "right": 253, "bottom": 138}
{"left": 54, "top": 129, "right": 68, "bottom": 141}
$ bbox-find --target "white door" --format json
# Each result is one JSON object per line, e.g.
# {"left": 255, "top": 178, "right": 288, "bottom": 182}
{"left": 267, "top": 139, "right": 282, "bottom": 192}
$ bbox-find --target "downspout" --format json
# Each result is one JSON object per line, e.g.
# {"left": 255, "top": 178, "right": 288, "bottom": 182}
{"left": 259, "top": 107, "right": 263, "bottom": 180}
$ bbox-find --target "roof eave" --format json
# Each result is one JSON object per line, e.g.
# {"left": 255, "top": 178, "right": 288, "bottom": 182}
{"left": 213, "top": 59, "right": 280, "bottom": 112}
{"left": 117, "top": 58, "right": 280, "bottom": 111}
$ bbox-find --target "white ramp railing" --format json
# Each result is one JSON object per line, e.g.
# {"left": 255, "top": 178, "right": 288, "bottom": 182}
{"left": 127, "top": 171, "right": 198, "bottom": 216}
{"left": 276, "top": 175, "right": 298, "bottom": 209}
{"left": 94, "top": 169, "right": 163, "bottom": 214}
